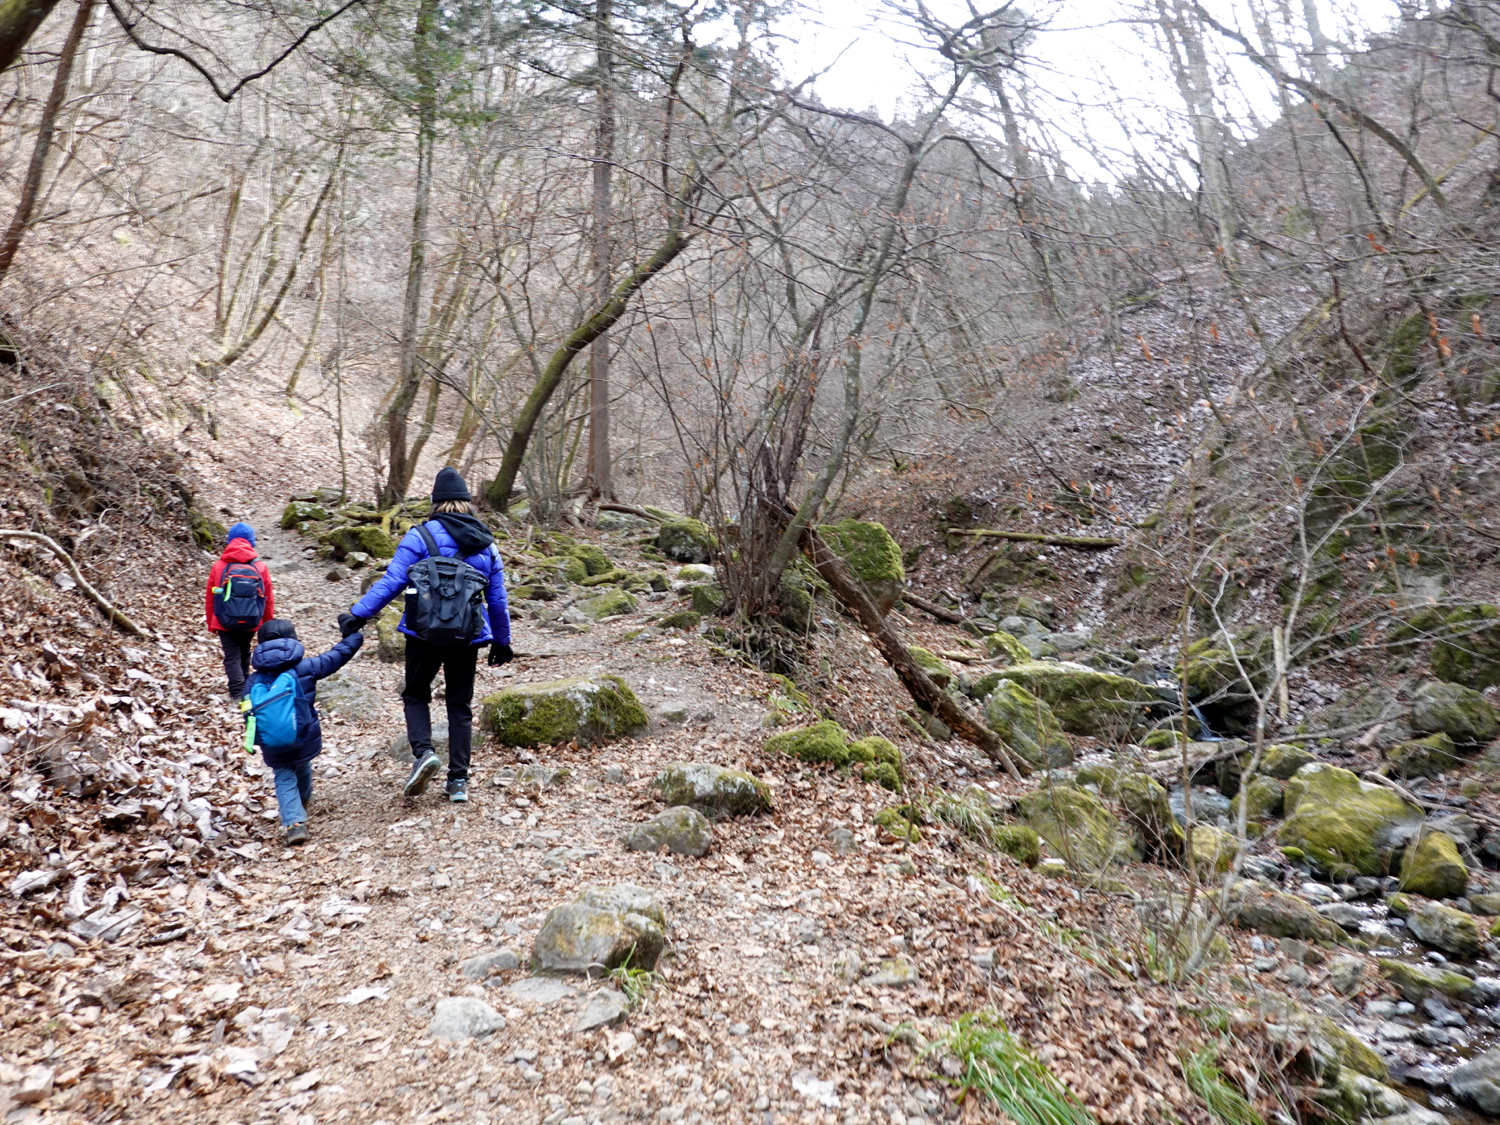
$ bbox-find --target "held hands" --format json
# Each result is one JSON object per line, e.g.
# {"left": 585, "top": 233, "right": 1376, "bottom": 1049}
{"left": 487, "top": 642, "right": 514, "bottom": 667}
{"left": 338, "top": 613, "right": 368, "bottom": 638}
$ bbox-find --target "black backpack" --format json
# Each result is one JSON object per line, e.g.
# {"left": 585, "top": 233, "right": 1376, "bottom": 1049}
{"left": 404, "top": 523, "right": 488, "bottom": 644}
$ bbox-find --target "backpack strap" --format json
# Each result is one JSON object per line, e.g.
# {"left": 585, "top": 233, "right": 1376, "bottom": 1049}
{"left": 415, "top": 521, "right": 443, "bottom": 559}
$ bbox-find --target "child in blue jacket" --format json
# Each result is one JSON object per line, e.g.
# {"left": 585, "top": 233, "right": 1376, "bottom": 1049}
{"left": 244, "top": 618, "right": 364, "bottom": 846}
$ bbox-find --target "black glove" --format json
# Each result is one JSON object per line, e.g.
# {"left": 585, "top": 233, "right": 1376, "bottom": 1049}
{"left": 488, "top": 642, "right": 514, "bottom": 667}
{"left": 339, "top": 613, "right": 368, "bottom": 638}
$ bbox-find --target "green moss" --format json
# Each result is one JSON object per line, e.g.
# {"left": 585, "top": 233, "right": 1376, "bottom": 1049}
{"left": 993, "top": 825, "right": 1041, "bottom": 866}
{"left": 578, "top": 589, "right": 638, "bottom": 620}
{"left": 769, "top": 674, "right": 809, "bottom": 708}
{"left": 280, "top": 500, "right": 330, "bottom": 529}
{"left": 764, "top": 720, "right": 850, "bottom": 765}
{"left": 535, "top": 555, "right": 590, "bottom": 584}
{"left": 1378, "top": 958, "right": 1479, "bottom": 1004}
{"left": 1256, "top": 743, "right": 1316, "bottom": 779}
{"left": 1231, "top": 775, "right": 1284, "bottom": 820}
{"left": 190, "top": 509, "right": 228, "bottom": 551}
{"left": 566, "top": 543, "right": 611, "bottom": 576}
{"left": 984, "top": 630, "right": 1031, "bottom": 663}
{"left": 874, "top": 806, "right": 921, "bottom": 842}
{"left": 847, "top": 736, "right": 904, "bottom": 790}
{"left": 480, "top": 674, "right": 648, "bottom": 747}
{"left": 580, "top": 568, "right": 632, "bottom": 587}
{"left": 646, "top": 572, "right": 668, "bottom": 592}
{"left": 1176, "top": 630, "right": 1271, "bottom": 699}
{"left": 1282, "top": 763, "right": 1423, "bottom": 876}
{"left": 374, "top": 604, "right": 405, "bottom": 663}
{"left": 658, "top": 610, "right": 701, "bottom": 631}
{"left": 991, "top": 663, "right": 1156, "bottom": 739}
{"left": 1399, "top": 829, "right": 1468, "bottom": 898}
{"left": 1383, "top": 310, "right": 1429, "bottom": 385}
{"left": 1116, "top": 772, "right": 1185, "bottom": 860}
{"left": 1014, "top": 786, "right": 1127, "bottom": 872}
{"left": 1387, "top": 733, "right": 1460, "bottom": 779}
{"left": 318, "top": 524, "right": 396, "bottom": 560}
{"left": 908, "top": 646, "right": 952, "bottom": 689}
{"left": 982, "top": 680, "right": 1073, "bottom": 767}
{"left": 656, "top": 518, "right": 716, "bottom": 564}
{"left": 859, "top": 761, "right": 902, "bottom": 791}
{"left": 1188, "top": 825, "right": 1237, "bottom": 878}
{"left": 688, "top": 584, "right": 725, "bottom": 616}
{"left": 1141, "top": 729, "right": 1186, "bottom": 750}
{"left": 820, "top": 519, "right": 904, "bottom": 613}
{"left": 1413, "top": 678, "right": 1500, "bottom": 741}
{"left": 653, "top": 762, "right": 773, "bottom": 818}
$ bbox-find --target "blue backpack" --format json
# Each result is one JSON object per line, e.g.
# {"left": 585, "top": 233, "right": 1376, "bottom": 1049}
{"left": 247, "top": 670, "right": 301, "bottom": 749}
{"left": 214, "top": 561, "right": 266, "bottom": 630}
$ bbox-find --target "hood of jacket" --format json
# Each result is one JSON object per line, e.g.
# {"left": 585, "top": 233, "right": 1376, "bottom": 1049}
{"left": 251, "top": 636, "right": 304, "bottom": 672}
{"left": 221, "top": 538, "right": 260, "bottom": 564}
{"left": 430, "top": 513, "right": 494, "bottom": 556}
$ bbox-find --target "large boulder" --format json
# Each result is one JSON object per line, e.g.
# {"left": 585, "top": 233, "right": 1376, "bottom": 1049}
{"left": 1176, "top": 629, "right": 1271, "bottom": 700}
{"left": 908, "top": 647, "right": 953, "bottom": 690}
{"left": 1449, "top": 1048, "right": 1500, "bottom": 1116}
{"left": 1430, "top": 604, "right": 1500, "bottom": 690}
{"left": 576, "top": 589, "right": 638, "bottom": 620}
{"left": 535, "top": 555, "right": 589, "bottom": 585}
{"left": 652, "top": 762, "right": 773, "bottom": 818}
{"left": 1280, "top": 763, "right": 1422, "bottom": 877}
{"left": 1406, "top": 901, "right": 1481, "bottom": 957}
{"left": 656, "top": 519, "right": 715, "bottom": 564}
{"left": 981, "top": 680, "right": 1073, "bottom": 768}
{"left": 319, "top": 524, "right": 396, "bottom": 560}
{"left": 985, "top": 631, "right": 1031, "bottom": 663}
{"left": 1231, "top": 775, "right": 1284, "bottom": 821}
{"left": 623, "top": 807, "right": 713, "bottom": 857}
{"left": 480, "top": 675, "right": 648, "bottom": 747}
{"left": 1255, "top": 743, "right": 1316, "bottom": 780}
{"left": 1187, "top": 825, "right": 1237, "bottom": 878}
{"left": 820, "top": 520, "right": 904, "bottom": 614}
{"left": 990, "top": 663, "right": 1157, "bottom": 739}
{"left": 565, "top": 544, "right": 612, "bottom": 576}
{"left": 1228, "top": 884, "right": 1347, "bottom": 944}
{"left": 1411, "top": 680, "right": 1499, "bottom": 745}
{"left": 1399, "top": 829, "right": 1468, "bottom": 899}
{"left": 534, "top": 884, "right": 666, "bottom": 974}
{"left": 1387, "top": 733, "right": 1460, "bottom": 779}
{"left": 1115, "top": 772, "right": 1184, "bottom": 860}
{"left": 1014, "top": 786, "right": 1129, "bottom": 872}
{"left": 318, "top": 673, "right": 383, "bottom": 720}
{"left": 1379, "top": 959, "right": 1481, "bottom": 1004}
{"left": 281, "top": 500, "right": 331, "bottom": 529}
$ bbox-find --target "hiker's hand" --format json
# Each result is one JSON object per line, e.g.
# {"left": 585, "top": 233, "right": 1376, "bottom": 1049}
{"left": 488, "top": 643, "right": 513, "bottom": 667}
{"left": 339, "top": 613, "right": 367, "bottom": 638}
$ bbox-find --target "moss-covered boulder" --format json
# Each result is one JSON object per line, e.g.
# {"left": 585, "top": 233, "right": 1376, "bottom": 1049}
{"left": 319, "top": 524, "right": 397, "bottom": 560}
{"left": 985, "top": 630, "right": 1031, "bottom": 663}
{"left": 982, "top": 680, "right": 1073, "bottom": 768}
{"left": 687, "top": 584, "right": 725, "bottom": 616}
{"left": 652, "top": 762, "right": 772, "bottom": 818}
{"left": 1431, "top": 604, "right": 1500, "bottom": 690}
{"left": 875, "top": 806, "right": 921, "bottom": 842}
{"left": 1116, "top": 772, "right": 1185, "bottom": 859}
{"left": 677, "top": 564, "right": 715, "bottom": 582}
{"left": 1379, "top": 958, "right": 1480, "bottom": 1004}
{"left": 281, "top": 500, "right": 331, "bottom": 529}
{"left": 535, "top": 555, "right": 589, "bottom": 585}
{"left": 765, "top": 720, "right": 848, "bottom": 764}
{"left": 1256, "top": 743, "right": 1317, "bottom": 780}
{"left": 1411, "top": 680, "right": 1499, "bottom": 744}
{"left": 1388, "top": 733, "right": 1461, "bottom": 779}
{"left": 1403, "top": 831, "right": 1468, "bottom": 895}
{"left": 1188, "top": 825, "right": 1237, "bottom": 878}
{"left": 1176, "top": 629, "right": 1271, "bottom": 700}
{"left": 1231, "top": 775, "right": 1284, "bottom": 821}
{"left": 577, "top": 589, "right": 637, "bottom": 620}
{"left": 566, "top": 543, "right": 612, "bottom": 576}
{"left": 1281, "top": 763, "right": 1423, "bottom": 877}
{"left": 1014, "top": 786, "right": 1128, "bottom": 872}
{"left": 623, "top": 806, "right": 714, "bottom": 857}
{"left": 821, "top": 519, "right": 904, "bottom": 614}
{"left": 991, "top": 663, "right": 1157, "bottom": 739}
{"left": 846, "top": 736, "right": 904, "bottom": 790}
{"left": 580, "top": 568, "right": 632, "bottom": 587}
{"left": 374, "top": 604, "right": 405, "bottom": 663}
{"left": 533, "top": 883, "right": 666, "bottom": 973}
{"left": 993, "top": 825, "right": 1041, "bottom": 866}
{"left": 1228, "top": 884, "right": 1347, "bottom": 943}
{"left": 481, "top": 675, "right": 648, "bottom": 747}
{"left": 1407, "top": 900, "right": 1481, "bottom": 957}
{"left": 908, "top": 646, "right": 953, "bottom": 690}
{"left": 658, "top": 610, "right": 701, "bottom": 631}
{"left": 656, "top": 518, "right": 715, "bottom": 564}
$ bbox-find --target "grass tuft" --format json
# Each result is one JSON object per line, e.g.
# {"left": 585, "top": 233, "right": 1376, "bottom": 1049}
{"left": 1180, "top": 1046, "right": 1264, "bottom": 1125}
{"left": 927, "top": 1011, "right": 1095, "bottom": 1125}
{"left": 606, "top": 961, "right": 660, "bottom": 1010}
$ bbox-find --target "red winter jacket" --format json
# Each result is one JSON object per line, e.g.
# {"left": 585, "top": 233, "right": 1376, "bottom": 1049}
{"left": 205, "top": 538, "right": 275, "bottom": 632}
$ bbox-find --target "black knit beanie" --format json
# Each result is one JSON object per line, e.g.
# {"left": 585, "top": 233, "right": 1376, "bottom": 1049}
{"left": 431, "top": 467, "right": 471, "bottom": 503}
{"left": 258, "top": 619, "right": 297, "bottom": 644}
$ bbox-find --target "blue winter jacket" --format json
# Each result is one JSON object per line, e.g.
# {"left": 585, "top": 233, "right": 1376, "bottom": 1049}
{"left": 245, "top": 632, "right": 364, "bottom": 768}
{"left": 350, "top": 519, "right": 511, "bottom": 646}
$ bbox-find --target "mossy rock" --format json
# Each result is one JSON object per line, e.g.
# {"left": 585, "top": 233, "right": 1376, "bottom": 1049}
{"left": 688, "top": 584, "right": 725, "bottom": 616}
{"left": 908, "top": 646, "right": 952, "bottom": 690}
{"left": 1228, "top": 884, "right": 1347, "bottom": 944}
{"left": 993, "top": 825, "right": 1041, "bottom": 866}
{"left": 765, "top": 720, "right": 849, "bottom": 765}
{"left": 658, "top": 610, "right": 701, "bottom": 631}
{"left": 281, "top": 500, "right": 330, "bottom": 529}
{"left": 769, "top": 673, "right": 809, "bottom": 708}
{"left": 374, "top": 604, "right": 405, "bottom": 663}
{"left": 1116, "top": 772, "right": 1185, "bottom": 860}
{"left": 991, "top": 663, "right": 1157, "bottom": 739}
{"left": 1188, "top": 825, "right": 1237, "bottom": 878}
{"left": 566, "top": 543, "right": 612, "bottom": 576}
{"left": 652, "top": 762, "right": 772, "bottom": 818}
{"left": 190, "top": 510, "right": 229, "bottom": 552}
{"left": 874, "top": 806, "right": 921, "bottom": 842}
{"left": 1176, "top": 629, "right": 1271, "bottom": 700}
{"left": 1281, "top": 762, "right": 1423, "bottom": 877}
{"left": 319, "top": 524, "right": 396, "bottom": 560}
{"left": 982, "top": 680, "right": 1073, "bottom": 767}
{"left": 1231, "top": 775, "right": 1284, "bottom": 820}
{"left": 1256, "top": 743, "right": 1317, "bottom": 780}
{"left": 1431, "top": 604, "right": 1500, "bottom": 690}
{"left": 535, "top": 555, "right": 590, "bottom": 585}
{"left": 480, "top": 675, "right": 648, "bottom": 747}
{"left": 820, "top": 519, "right": 905, "bottom": 614}
{"left": 1388, "top": 733, "right": 1460, "bottom": 779}
{"left": 623, "top": 806, "right": 714, "bottom": 857}
{"left": 775, "top": 581, "right": 814, "bottom": 632}
{"left": 580, "top": 568, "right": 632, "bottom": 587}
{"left": 656, "top": 518, "right": 716, "bottom": 564}
{"left": 985, "top": 630, "right": 1031, "bottom": 663}
{"left": 677, "top": 563, "right": 715, "bottom": 581}
{"left": 577, "top": 589, "right": 637, "bottom": 620}
{"left": 1408, "top": 900, "right": 1481, "bottom": 957}
{"left": 1014, "top": 786, "right": 1128, "bottom": 873}
{"left": 1411, "top": 680, "right": 1499, "bottom": 744}
{"left": 1141, "top": 729, "right": 1187, "bottom": 750}
{"left": 847, "top": 736, "right": 904, "bottom": 791}
{"left": 1379, "top": 958, "right": 1480, "bottom": 1004}
{"left": 533, "top": 883, "right": 666, "bottom": 973}
{"left": 1400, "top": 829, "right": 1469, "bottom": 899}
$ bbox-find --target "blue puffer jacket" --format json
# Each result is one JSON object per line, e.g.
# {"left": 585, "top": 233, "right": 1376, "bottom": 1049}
{"left": 350, "top": 519, "right": 511, "bottom": 646}
{"left": 245, "top": 632, "right": 363, "bottom": 768}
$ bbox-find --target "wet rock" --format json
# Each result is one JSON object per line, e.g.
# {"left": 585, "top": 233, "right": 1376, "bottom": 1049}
{"left": 481, "top": 675, "right": 648, "bottom": 747}
{"left": 1399, "top": 830, "right": 1468, "bottom": 899}
{"left": 1281, "top": 763, "right": 1422, "bottom": 877}
{"left": 1379, "top": 959, "right": 1480, "bottom": 1004}
{"left": 1228, "top": 884, "right": 1347, "bottom": 943}
{"left": 980, "top": 680, "right": 1073, "bottom": 768}
{"left": 428, "top": 997, "right": 507, "bottom": 1040}
{"left": 1411, "top": 680, "right": 1499, "bottom": 745}
{"left": 652, "top": 762, "right": 772, "bottom": 818}
{"left": 575, "top": 990, "right": 631, "bottom": 1032}
{"left": 623, "top": 807, "right": 713, "bottom": 857}
{"left": 1449, "top": 1048, "right": 1500, "bottom": 1116}
{"left": 1317, "top": 903, "right": 1367, "bottom": 930}
{"left": 1406, "top": 901, "right": 1481, "bottom": 957}
{"left": 533, "top": 884, "right": 667, "bottom": 973}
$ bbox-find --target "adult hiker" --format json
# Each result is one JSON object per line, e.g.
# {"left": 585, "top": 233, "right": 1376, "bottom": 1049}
{"left": 341, "top": 468, "right": 512, "bottom": 803}
{"left": 205, "top": 522, "right": 275, "bottom": 702}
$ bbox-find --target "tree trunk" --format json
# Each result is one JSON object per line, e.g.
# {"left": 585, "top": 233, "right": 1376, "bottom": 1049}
{"left": 382, "top": 0, "right": 437, "bottom": 507}
{"left": 0, "top": 0, "right": 92, "bottom": 286}
{"left": 586, "top": 0, "right": 614, "bottom": 500}
{"left": 0, "top": 0, "right": 62, "bottom": 76}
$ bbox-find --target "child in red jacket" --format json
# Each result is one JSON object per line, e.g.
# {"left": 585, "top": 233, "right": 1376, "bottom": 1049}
{"left": 206, "top": 522, "right": 274, "bottom": 701}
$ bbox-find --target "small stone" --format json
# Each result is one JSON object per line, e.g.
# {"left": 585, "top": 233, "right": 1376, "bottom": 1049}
{"left": 432, "top": 873, "right": 453, "bottom": 889}
{"left": 1328, "top": 954, "right": 1365, "bottom": 996}
{"left": 971, "top": 948, "right": 996, "bottom": 973}
{"left": 460, "top": 949, "right": 522, "bottom": 981}
{"left": 728, "top": 1022, "right": 750, "bottom": 1036}
{"left": 505, "top": 977, "right": 578, "bottom": 1006}
{"left": 622, "top": 806, "right": 714, "bottom": 858}
{"left": 574, "top": 990, "right": 631, "bottom": 1032}
{"left": 428, "top": 996, "right": 506, "bottom": 1040}
{"left": 1253, "top": 958, "right": 1277, "bottom": 972}
{"left": 867, "top": 957, "right": 919, "bottom": 987}
{"left": 827, "top": 828, "right": 858, "bottom": 855}
{"left": 44, "top": 941, "right": 74, "bottom": 960}
{"left": 1317, "top": 902, "right": 1367, "bottom": 929}
{"left": 605, "top": 765, "right": 626, "bottom": 784}
{"left": 326, "top": 565, "right": 352, "bottom": 582}
{"left": 15, "top": 1065, "right": 53, "bottom": 1103}
{"left": 810, "top": 850, "right": 832, "bottom": 867}
{"left": 1377, "top": 1021, "right": 1415, "bottom": 1041}
{"left": 1277, "top": 963, "right": 1311, "bottom": 987}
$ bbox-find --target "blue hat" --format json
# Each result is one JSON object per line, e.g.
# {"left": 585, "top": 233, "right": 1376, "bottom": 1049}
{"left": 227, "top": 522, "right": 256, "bottom": 546}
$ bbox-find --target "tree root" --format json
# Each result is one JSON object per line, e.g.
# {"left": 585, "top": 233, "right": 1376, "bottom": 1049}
{"left": 0, "top": 529, "right": 145, "bottom": 635}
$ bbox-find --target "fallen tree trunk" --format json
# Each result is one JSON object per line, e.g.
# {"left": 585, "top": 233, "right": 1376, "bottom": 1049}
{"left": 947, "top": 527, "right": 1122, "bottom": 548}
{"left": 0, "top": 530, "right": 145, "bottom": 635}
{"left": 900, "top": 590, "right": 963, "bottom": 624}
{"left": 798, "top": 526, "right": 1028, "bottom": 779}
{"left": 597, "top": 502, "right": 660, "bottom": 522}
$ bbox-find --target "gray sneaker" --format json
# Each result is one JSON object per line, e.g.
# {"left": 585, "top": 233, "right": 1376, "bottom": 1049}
{"left": 403, "top": 750, "right": 442, "bottom": 798}
{"left": 446, "top": 778, "right": 469, "bottom": 803}
{"left": 285, "top": 822, "right": 309, "bottom": 846}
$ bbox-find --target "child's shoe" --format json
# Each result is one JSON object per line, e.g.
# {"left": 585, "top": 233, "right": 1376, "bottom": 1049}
{"left": 446, "top": 778, "right": 468, "bottom": 803}
{"left": 285, "top": 822, "right": 309, "bottom": 846}
{"left": 404, "top": 750, "right": 442, "bottom": 798}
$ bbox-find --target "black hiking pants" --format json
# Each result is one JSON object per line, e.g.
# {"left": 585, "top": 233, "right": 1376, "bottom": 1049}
{"left": 219, "top": 629, "right": 255, "bottom": 700}
{"left": 402, "top": 636, "right": 479, "bottom": 781}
